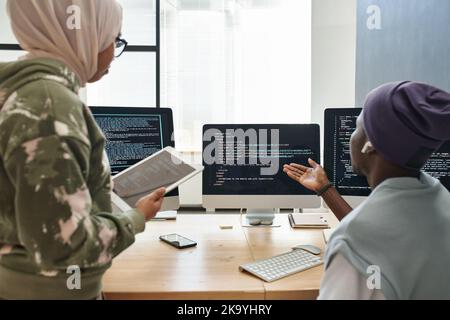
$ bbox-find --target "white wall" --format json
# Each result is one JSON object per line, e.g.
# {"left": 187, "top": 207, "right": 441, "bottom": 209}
{"left": 0, "top": 0, "right": 16, "bottom": 44}
{"left": 311, "top": 0, "right": 357, "bottom": 129}
{"left": 178, "top": 151, "right": 203, "bottom": 207}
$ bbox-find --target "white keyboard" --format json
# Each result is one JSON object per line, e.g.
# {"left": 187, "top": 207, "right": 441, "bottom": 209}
{"left": 239, "top": 249, "right": 323, "bottom": 282}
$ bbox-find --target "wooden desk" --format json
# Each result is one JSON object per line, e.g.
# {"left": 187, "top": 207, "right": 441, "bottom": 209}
{"left": 103, "top": 212, "right": 337, "bottom": 300}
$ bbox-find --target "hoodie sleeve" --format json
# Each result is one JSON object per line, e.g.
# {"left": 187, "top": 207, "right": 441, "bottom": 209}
{"left": 3, "top": 133, "right": 146, "bottom": 270}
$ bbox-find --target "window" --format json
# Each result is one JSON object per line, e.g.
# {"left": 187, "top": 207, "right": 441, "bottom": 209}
{"left": 87, "top": 0, "right": 159, "bottom": 108}
{"left": 161, "top": 0, "right": 312, "bottom": 151}
{"left": 0, "top": 0, "right": 17, "bottom": 45}
{"left": 0, "top": 50, "right": 22, "bottom": 62}
{"left": 0, "top": 0, "right": 24, "bottom": 61}
{"left": 120, "top": 0, "right": 157, "bottom": 46}
{"left": 87, "top": 51, "right": 157, "bottom": 107}
{"left": 0, "top": 0, "right": 160, "bottom": 109}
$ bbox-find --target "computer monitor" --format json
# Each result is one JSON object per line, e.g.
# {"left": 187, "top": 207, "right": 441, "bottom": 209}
{"left": 324, "top": 108, "right": 450, "bottom": 208}
{"left": 202, "top": 124, "right": 322, "bottom": 223}
{"left": 324, "top": 108, "right": 369, "bottom": 207}
{"left": 423, "top": 141, "right": 450, "bottom": 192}
{"left": 89, "top": 106, "right": 179, "bottom": 211}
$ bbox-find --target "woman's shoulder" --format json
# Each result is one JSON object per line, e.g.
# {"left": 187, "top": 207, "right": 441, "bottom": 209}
{"left": 15, "top": 77, "right": 83, "bottom": 116}
{"left": 0, "top": 78, "right": 90, "bottom": 157}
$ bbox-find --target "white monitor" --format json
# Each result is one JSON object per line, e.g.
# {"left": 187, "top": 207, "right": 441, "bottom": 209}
{"left": 202, "top": 124, "right": 322, "bottom": 223}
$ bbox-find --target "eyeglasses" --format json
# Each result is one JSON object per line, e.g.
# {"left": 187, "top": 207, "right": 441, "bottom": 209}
{"left": 115, "top": 37, "right": 128, "bottom": 58}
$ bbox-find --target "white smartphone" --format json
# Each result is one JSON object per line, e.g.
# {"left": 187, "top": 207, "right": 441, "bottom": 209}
{"left": 112, "top": 147, "right": 203, "bottom": 207}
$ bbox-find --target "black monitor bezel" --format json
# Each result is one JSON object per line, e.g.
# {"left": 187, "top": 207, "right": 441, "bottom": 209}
{"left": 324, "top": 107, "right": 371, "bottom": 197}
{"left": 89, "top": 106, "right": 178, "bottom": 197}
{"left": 89, "top": 106, "right": 175, "bottom": 149}
{"left": 202, "top": 123, "right": 321, "bottom": 196}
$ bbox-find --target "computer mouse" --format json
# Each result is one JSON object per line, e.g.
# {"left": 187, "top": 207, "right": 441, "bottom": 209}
{"left": 292, "top": 244, "right": 321, "bottom": 255}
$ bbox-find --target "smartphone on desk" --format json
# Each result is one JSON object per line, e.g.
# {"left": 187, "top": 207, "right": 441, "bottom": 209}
{"left": 160, "top": 234, "right": 197, "bottom": 249}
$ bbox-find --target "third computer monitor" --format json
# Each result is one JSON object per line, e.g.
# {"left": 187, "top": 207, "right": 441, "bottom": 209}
{"left": 202, "top": 124, "right": 322, "bottom": 210}
{"left": 324, "top": 108, "right": 450, "bottom": 206}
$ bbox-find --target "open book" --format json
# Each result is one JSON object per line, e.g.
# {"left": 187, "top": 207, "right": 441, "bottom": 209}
{"left": 112, "top": 147, "right": 203, "bottom": 208}
{"left": 111, "top": 147, "right": 203, "bottom": 213}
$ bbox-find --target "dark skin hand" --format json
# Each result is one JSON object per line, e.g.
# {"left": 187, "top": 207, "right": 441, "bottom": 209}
{"left": 283, "top": 159, "right": 353, "bottom": 221}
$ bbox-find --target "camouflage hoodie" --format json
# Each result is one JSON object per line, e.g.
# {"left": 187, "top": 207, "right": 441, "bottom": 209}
{"left": 0, "top": 58, "right": 145, "bottom": 299}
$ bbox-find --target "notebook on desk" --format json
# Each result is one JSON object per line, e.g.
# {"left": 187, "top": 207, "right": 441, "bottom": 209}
{"left": 288, "top": 213, "right": 330, "bottom": 229}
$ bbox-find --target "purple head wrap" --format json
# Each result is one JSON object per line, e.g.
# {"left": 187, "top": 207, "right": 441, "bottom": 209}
{"left": 363, "top": 81, "right": 450, "bottom": 169}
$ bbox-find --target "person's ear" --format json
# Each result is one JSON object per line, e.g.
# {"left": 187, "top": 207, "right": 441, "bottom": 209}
{"left": 361, "top": 141, "right": 376, "bottom": 154}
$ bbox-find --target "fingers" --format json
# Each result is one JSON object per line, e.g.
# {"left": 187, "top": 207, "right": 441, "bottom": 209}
{"left": 155, "top": 197, "right": 164, "bottom": 209}
{"left": 283, "top": 167, "right": 302, "bottom": 179}
{"left": 287, "top": 163, "right": 309, "bottom": 172}
{"left": 156, "top": 187, "right": 166, "bottom": 198}
{"left": 283, "top": 167, "right": 305, "bottom": 177}
{"left": 150, "top": 187, "right": 166, "bottom": 200}
{"left": 283, "top": 165, "right": 304, "bottom": 176}
{"left": 308, "top": 158, "right": 319, "bottom": 168}
{"left": 286, "top": 171, "right": 301, "bottom": 182}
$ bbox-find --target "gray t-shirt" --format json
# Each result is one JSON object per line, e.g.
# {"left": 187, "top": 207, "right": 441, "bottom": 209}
{"left": 323, "top": 172, "right": 450, "bottom": 300}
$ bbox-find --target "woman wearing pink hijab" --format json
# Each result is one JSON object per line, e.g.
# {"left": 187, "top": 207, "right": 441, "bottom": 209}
{"left": 0, "top": 0, "right": 165, "bottom": 299}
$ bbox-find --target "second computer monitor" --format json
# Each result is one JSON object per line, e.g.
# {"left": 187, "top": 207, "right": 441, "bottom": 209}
{"left": 202, "top": 124, "right": 321, "bottom": 210}
{"left": 324, "top": 108, "right": 450, "bottom": 206}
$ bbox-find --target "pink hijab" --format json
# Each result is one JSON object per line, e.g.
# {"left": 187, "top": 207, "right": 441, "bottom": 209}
{"left": 7, "top": 0, "right": 123, "bottom": 86}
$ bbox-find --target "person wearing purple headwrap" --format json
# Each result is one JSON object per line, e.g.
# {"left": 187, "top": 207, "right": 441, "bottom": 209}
{"left": 362, "top": 81, "right": 450, "bottom": 171}
{"left": 284, "top": 81, "right": 450, "bottom": 300}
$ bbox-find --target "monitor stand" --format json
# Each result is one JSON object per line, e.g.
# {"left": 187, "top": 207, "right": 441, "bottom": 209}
{"left": 243, "top": 208, "right": 281, "bottom": 227}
